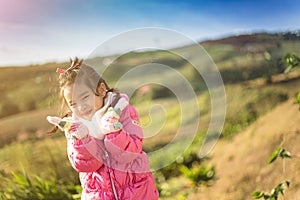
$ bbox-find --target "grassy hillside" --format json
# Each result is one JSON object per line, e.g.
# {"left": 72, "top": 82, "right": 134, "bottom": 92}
{"left": 1, "top": 31, "right": 300, "bottom": 199}
{"left": 188, "top": 98, "right": 300, "bottom": 200}
{"left": 0, "top": 62, "right": 66, "bottom": 118}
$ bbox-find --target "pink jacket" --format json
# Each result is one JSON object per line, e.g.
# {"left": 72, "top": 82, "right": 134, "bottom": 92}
{"left": 67, "top": 96, "right": 159, "bottom": 200}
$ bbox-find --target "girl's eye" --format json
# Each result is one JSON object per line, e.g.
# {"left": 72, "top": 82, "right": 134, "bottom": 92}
{"left": 70, "top": 103, "right": 77, "bottom": 109}
{"left": 83, "top": 95, "right": 89, "bottom": 101}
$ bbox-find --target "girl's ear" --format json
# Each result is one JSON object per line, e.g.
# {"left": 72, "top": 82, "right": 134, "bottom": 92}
{"left": 97, "top": 82, "right": 107, "bottom": 97}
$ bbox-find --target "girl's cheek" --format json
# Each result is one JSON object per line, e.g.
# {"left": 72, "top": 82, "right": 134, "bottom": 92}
{"left": 94, "top": 99, "right": 103, "bottom": 111}
{"left": 71, "top": 109, "right": 82, "bottom": 118}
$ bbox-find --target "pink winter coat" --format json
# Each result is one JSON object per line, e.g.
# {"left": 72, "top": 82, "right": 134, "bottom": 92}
{"left": 66, "top": 96, "right": 159, "bottom": 200}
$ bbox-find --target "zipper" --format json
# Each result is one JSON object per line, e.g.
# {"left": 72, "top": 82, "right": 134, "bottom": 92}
{"left": 97, "top": 92, "right": 121, "bottom": 200}
{"left": 100, "top": 141, "right": 119, "bottom": 200}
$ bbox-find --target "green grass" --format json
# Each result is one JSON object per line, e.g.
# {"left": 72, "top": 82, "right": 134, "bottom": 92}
{"left": 0, "top": 170, "right": 81, "bottom": 200}
{"left": 0, "top": 137, "right": 78, "bottom": 183}
{"left": 222, "top": 84, "right": 288, "bottom": 138}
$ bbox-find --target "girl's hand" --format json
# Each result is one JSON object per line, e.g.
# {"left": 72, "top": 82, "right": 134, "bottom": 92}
{"left": 100, "top": 107, "right": 123, "bottom": 134}
{"left": 47, "top": 116, "right": 89, "bottom": 140}
{"left": 47, "top": 116, "right": 74, "bottom": 131}
{"left": 68, "top": 121, "right": 89, "bottom": 139}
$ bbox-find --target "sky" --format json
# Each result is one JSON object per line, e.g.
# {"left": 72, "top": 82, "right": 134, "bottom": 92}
{"left": 0, "top": 0, "right": 300, "bottom": 66}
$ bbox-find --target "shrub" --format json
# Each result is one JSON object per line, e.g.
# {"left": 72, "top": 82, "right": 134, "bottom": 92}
{"left": 179, "top": 164, "right": 215, "bottom": 186}
{"left": 0, "top": 170, "right": 81, "bottom": 200}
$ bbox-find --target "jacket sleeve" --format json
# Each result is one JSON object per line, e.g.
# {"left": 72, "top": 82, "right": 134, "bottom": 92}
{"left": 103, "top": 105, "right": 144, "bottom": 164}
{"left": 67, "top": 136, "right": 104, "bottom": 172}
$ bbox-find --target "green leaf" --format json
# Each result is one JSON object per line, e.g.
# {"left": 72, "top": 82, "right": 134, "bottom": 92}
{"left": 252, "top": 191, "right": 264, "bottom": 199}
{"left": 284, "top": 53, "right": 300, "bottom": 73}
{"left": 268, "top": 148, "right": 281, "bottom": 164}
{"left": 269, "top": 147, "right": 291, "bottom": 164}
{"left": 179, "top": 165, "right": 192, "bottom": 178}
{"left": 284, "top": 65, "right": 293, "bottom": 73}
{"left": 11, "top": 172, "right": 30, "bottom": 187}
{"left": 297, "top": 91, "right": 300, "bottom": 100}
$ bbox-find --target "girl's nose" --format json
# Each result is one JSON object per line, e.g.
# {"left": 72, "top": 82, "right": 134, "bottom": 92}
{"left": 78, "top": 104, "right": 88, "bottom": 112}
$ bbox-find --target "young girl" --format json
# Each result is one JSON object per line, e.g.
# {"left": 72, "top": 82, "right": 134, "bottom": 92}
{"left": 47, "top": 58, "right": 159, "bottom": 200}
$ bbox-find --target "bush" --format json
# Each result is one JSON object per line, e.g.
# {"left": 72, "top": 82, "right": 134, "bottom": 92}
{"left": 180, "top": 164, "right": 215, "bottom": 186}
{"left": 0, "top": 170, "right": 81, "bottom": 200}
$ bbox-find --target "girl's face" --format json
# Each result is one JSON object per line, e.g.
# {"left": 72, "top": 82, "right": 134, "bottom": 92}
{"left": 63, "top": 82, "right": 107, "bottom": 120}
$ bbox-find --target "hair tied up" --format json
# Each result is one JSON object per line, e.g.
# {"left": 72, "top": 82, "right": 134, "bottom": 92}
{"left": 56, "top": 57, "right": 83, "bottom": 79}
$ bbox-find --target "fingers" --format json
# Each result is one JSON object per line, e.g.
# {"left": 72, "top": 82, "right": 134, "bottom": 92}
{"left": 47, "top": 115, "right": 89, "bottom": 140}
{"left": 47, "top": 116, "right": 77, "bottom": 132}
{"left": 69, "top": 122, "right": 81, "bottom": 133}
{"left": 102, "top": 109, "right": 120, "bottom": 124}
{"left": 107, "top": 107, "right": 121, "bottom": 118}
{"left": 101, "top": 120, "right": 122, "bottom": 134}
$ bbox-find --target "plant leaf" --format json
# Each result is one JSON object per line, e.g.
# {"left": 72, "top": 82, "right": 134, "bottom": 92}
{"left": 269, "top": 148, "right": 281, "bottom": 164}
{"left": 280, "top": 149, "right": 291, "bottom": 159}
{"left": 252, "top": 191, "right": 264, "bottom": 199}
{"left": 11, "top": 172, "right": 30, "bottom": 187}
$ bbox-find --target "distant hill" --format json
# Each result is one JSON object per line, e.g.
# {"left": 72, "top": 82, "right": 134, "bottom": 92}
{"left": 201, "top": 31, "right": 300, "bottom": 47}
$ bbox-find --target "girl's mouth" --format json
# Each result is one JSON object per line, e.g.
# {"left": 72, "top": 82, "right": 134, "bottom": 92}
{"left": 82, "top": 109, "right": 93, "bottom": 118}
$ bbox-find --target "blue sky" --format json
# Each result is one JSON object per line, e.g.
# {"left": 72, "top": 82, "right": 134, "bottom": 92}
{"left": 1, "top": 0, "right": 300, "bottom": 66}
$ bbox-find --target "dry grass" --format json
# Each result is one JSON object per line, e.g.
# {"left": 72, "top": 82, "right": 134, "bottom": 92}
{"left": 0, "top": 107, "right": 60, "bottom": 147}
{"left": 188, "top": 99, "right": 300, "bottom": 200}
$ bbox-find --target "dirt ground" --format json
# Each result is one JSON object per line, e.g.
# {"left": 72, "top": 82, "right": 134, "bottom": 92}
{"left": 188, "top": 99, "right": 300, "bottom": 200}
